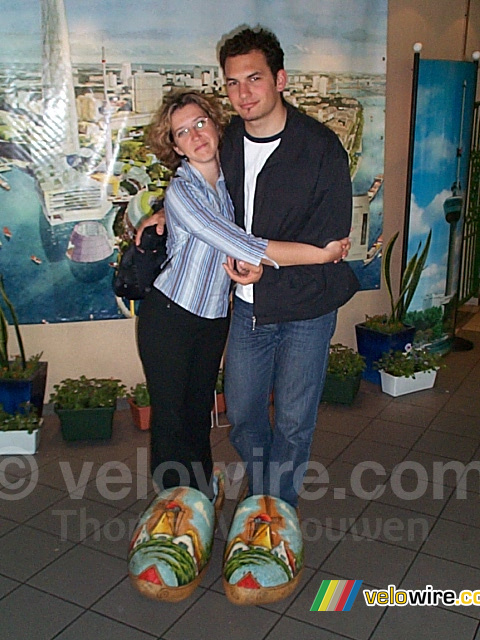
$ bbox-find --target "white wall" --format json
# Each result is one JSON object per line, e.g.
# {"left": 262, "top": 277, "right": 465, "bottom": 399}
{"left": 9, "top": 0, "right": 480, "bottom": 396}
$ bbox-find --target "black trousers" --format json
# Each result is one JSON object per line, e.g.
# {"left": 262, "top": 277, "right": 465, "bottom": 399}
{"left": 137, "top": 288, "right": 229, "bottom": 496}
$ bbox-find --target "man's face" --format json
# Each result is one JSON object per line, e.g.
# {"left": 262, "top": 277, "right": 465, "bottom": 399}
{"left": 224, "top": 50, "right": 287, "bottom": 126}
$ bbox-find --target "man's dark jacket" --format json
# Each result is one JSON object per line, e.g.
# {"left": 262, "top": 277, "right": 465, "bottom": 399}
{"left": 220, "top": 101, "right": 360, "bottom": 325}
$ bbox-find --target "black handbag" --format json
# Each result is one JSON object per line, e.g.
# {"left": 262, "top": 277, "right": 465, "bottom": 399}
{"left": 113, "top": 225, "right": 168, "bottom": 300}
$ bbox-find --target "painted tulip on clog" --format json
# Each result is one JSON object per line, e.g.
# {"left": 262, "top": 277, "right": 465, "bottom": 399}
{"left": 222, "top": 494, "right": 304, "bottom": 605}
{"left": 128, "top": 486, "right": 215, "bottom": 602}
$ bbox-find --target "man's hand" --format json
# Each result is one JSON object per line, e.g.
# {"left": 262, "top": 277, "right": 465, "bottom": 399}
{"left": 223, "top": 256, "right": 263, "bottom": 284}
{"left": 135, "top": 211, "right": 166, "bottom": 246}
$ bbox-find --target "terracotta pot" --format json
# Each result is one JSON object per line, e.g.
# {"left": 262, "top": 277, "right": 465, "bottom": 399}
{"left": 128, "top": 397, "right": 151, "bottom": 430}
{"left": 213, "top": 392, "right": 226, "bottom": 414}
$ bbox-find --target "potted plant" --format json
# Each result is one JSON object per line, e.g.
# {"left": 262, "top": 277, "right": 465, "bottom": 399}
{"left": 0, "top": 403, "right": 42, "bottom": 454}
{"left": 356, "top": 230, "right": 432, "bottom": 384}
{"left": 50, "top": 376, "right": 126, "bottom": 441}
{"left": 321, "top": 343, "right": 366, "bottom": 405}
{"left": 375, "top": 344, "right": 443, "bottom": 397}
{"left": 214, "top": 368, "right": 226, "bottom": 414}
{"left": 0, "top": 275, "right": 48, "bottom": 416}
{"left": 127, "top": 382, "right": 151, "bottom": 430}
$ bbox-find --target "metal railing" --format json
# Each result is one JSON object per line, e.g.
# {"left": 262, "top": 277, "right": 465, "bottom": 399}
{"left": 458, "top": 101, "right": 480, "bottom": 305}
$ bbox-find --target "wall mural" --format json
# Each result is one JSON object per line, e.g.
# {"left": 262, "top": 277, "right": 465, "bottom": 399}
{"left": 405, "top": 58, "right": 477, "bottom": 352}
{"left": 0, "top": 0, "right": 387, "bottom": 324}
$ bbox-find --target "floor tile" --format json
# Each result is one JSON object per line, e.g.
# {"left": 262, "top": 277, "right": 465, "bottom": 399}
{"left": 0, "top": 331, "right": 478, "bottom": 640}
{"left": 54, "top": 611, "right": 157, "bottom": 640}
{"left": 162, "top": 590, "right": 279, "bottom": 640}
{"left": 0, "top": 525, "right": 73, "bottom": 581}
{"left": 28, "top": 545, "right": 126, "bottom": 607}
{"left": 369, "top": 602, "right": 477, "bottom": 639}
{"left": 26, "top": 494, "right": 123, "bottom": 542}
{"left": 375, "top": 473, "right": 455, "bottom": 516}
{"left": 359, "top": 419, "right": 424, "bottom": 449}
{"left": 441, "top": 489, "right": 480, "bottom": 528}
{"left": 377, "top": 402, "right": 437, "bottom": 428}
{"left": 393, "top": 450, "right": 467, "bottom": 488}
{"left": 339, "top": 439, "right": 410, "bottom": 473}
{"left": 420, "top": 519, "right": 480, "bottom": 569}
{"left": 0, "top": 515, "right": 18, "bottom": 538}
{"left": 310, "top": 431, "right": 354, "bottom": 459}
{"left": 73, "top": 470, "right": 154, "bottom": 513}
{"left": 321, "top": 535, "right": 415, "bottom": 588}
{"left": 443, "top": 392, "right": 480, "bottom": 418}
{"left": 401, "top": 553, "right": 480, "bottom": 619}
{"left": 412, "top": 430, "right": 478, "bottom": 463}
{"left": 201, "top": 536, "right": 225, "bottom": 588}
{"left": 315, "top": 409, "right": 371, "bottom": 437}
{"left": 92, "top": 576, "right": 204, "bottom": 636}
{"left": 82, "top": 508, "right": 139, "bottom": 559}
{"left": 302, "top": 526, "right": 345, "bottom": 570}
{"left": 307, "top": 459, "right": 389, "bottom": 501}
{"left": 298, "top": 489, "right": 369, "bottom": 537}
{"left": 264, "top": 616, "right": 350, "bottom": 639}
{"left": 0, "top": 481, "right": 65, "bottom": 523}
{"left": 429, "top": 411, "right": 480, "bottom": 439}
{"left": 357, "top": 500, "right": 434, "bottom": 550}
{"left": 0, "top": 574, "right": 20, "bottom": 600}
{"left": 391, "top": 388, "right": 450, "bottom": 411}
{"left": 258, "top": 567, "right": 315, "bottom": 614}
{"left": 333, "top": 386, "right": 391, "bottom": 418}
{"left": 286, "top": 573, "right": 384, "bottom": 640}
{"left": 0, "top": 584, "right": 82, "bottom": 640}
{"left": 35, "top": 456, "right": 104, "bottom": 493}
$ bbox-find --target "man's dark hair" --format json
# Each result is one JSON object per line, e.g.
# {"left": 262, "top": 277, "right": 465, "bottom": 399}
{"left": 219, "top": 27, "right": 285, "bottom": 78}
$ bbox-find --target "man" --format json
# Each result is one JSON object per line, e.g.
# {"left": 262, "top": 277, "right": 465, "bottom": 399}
{"left": 219, "top": 27, "right": 359, "bottom": 509}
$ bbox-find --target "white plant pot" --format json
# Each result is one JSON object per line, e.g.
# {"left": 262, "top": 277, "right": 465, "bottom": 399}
{"left": 379, "top": 369, "right": 438, "bottom": 397}
{"left": 0, "top": 428, "right": 40, "bottom": 454}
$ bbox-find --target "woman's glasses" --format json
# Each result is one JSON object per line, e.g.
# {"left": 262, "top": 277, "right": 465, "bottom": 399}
{"left": 174, "top": 117, "right": 209, "bottom": 140}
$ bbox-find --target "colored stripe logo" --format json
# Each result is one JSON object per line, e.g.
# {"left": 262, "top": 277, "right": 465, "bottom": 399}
{"left": 310, "top": 579, "right": 363, "bottom": 611}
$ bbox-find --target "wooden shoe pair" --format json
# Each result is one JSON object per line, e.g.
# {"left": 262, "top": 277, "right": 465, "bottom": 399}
{"left": 222, "top": 495, "right": 304, "bottom": 605}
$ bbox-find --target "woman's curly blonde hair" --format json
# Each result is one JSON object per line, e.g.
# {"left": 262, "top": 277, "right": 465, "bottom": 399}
{"left": 146, "top": 90, "right": 230, "bottom": 171}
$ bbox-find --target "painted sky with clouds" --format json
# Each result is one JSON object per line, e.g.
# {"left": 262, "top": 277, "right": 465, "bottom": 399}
{"left": 0, "top": 0, "right": 387, "bottom": 73}
{"left": 408, "top": 60, "right": 476, "bottom": 310}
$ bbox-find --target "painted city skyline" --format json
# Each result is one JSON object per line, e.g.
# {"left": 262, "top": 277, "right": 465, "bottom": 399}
{"left": 0, "top": 0, "right": 387, "bottom": 323}
{"left": 0, "top": 0, "right": 387, "bottom": 74}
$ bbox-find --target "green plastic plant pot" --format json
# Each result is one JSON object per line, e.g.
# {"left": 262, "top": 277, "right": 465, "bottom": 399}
{"left": 321, "top": 372, "right": 362, "bottom": 405}
{"left": 56, "top": 406, "right": 115, "bottom": 442}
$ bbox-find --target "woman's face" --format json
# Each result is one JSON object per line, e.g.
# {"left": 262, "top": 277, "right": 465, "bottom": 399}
{"left": 171, "top": 103, "right": 220, "bottom": 169}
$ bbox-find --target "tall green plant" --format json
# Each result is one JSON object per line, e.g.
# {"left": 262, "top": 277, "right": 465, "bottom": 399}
{"left": 383, "top": 230, "right": 432, "bottom": 325}
{"left": 0, "top": 275, "right": 26, "bottom": 372}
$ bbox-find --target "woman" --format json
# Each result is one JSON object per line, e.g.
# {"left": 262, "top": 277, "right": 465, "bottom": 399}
{"left": 138, "top": 90, "right": 345, "bottom": 501}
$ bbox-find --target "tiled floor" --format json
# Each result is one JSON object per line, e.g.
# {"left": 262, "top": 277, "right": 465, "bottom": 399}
{"left": 1, "top": 327, "right": 480, "bottom": 639}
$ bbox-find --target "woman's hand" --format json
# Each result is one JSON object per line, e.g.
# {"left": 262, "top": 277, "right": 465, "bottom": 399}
{"left": 223, "top": 257, "right": 263, "bottom": 284}
{"left": 324, "top": 237, "right": 351, "bottom": 263}
{"left": 135, "top": 211, "right": 166, "bottom": 246}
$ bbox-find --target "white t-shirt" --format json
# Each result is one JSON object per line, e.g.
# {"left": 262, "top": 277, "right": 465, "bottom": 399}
{"left": 236, "top": 134, "right": 281, "bottom": 303}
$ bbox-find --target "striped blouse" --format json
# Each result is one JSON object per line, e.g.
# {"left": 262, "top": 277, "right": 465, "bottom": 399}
{"left": 153, "top": 160, "right": 272, "bottom": 319}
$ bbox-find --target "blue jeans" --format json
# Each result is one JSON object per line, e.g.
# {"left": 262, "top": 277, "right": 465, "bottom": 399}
{"left": 225, "top": 297, "right": 337, "bottom": 507}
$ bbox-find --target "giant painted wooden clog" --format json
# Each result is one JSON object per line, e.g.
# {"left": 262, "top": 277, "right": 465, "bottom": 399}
{"left": 222, "top": 494, "right": 304, "bottom": 605}
{"left": 128, "top": 486, "right": 215, "bottom": 602}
